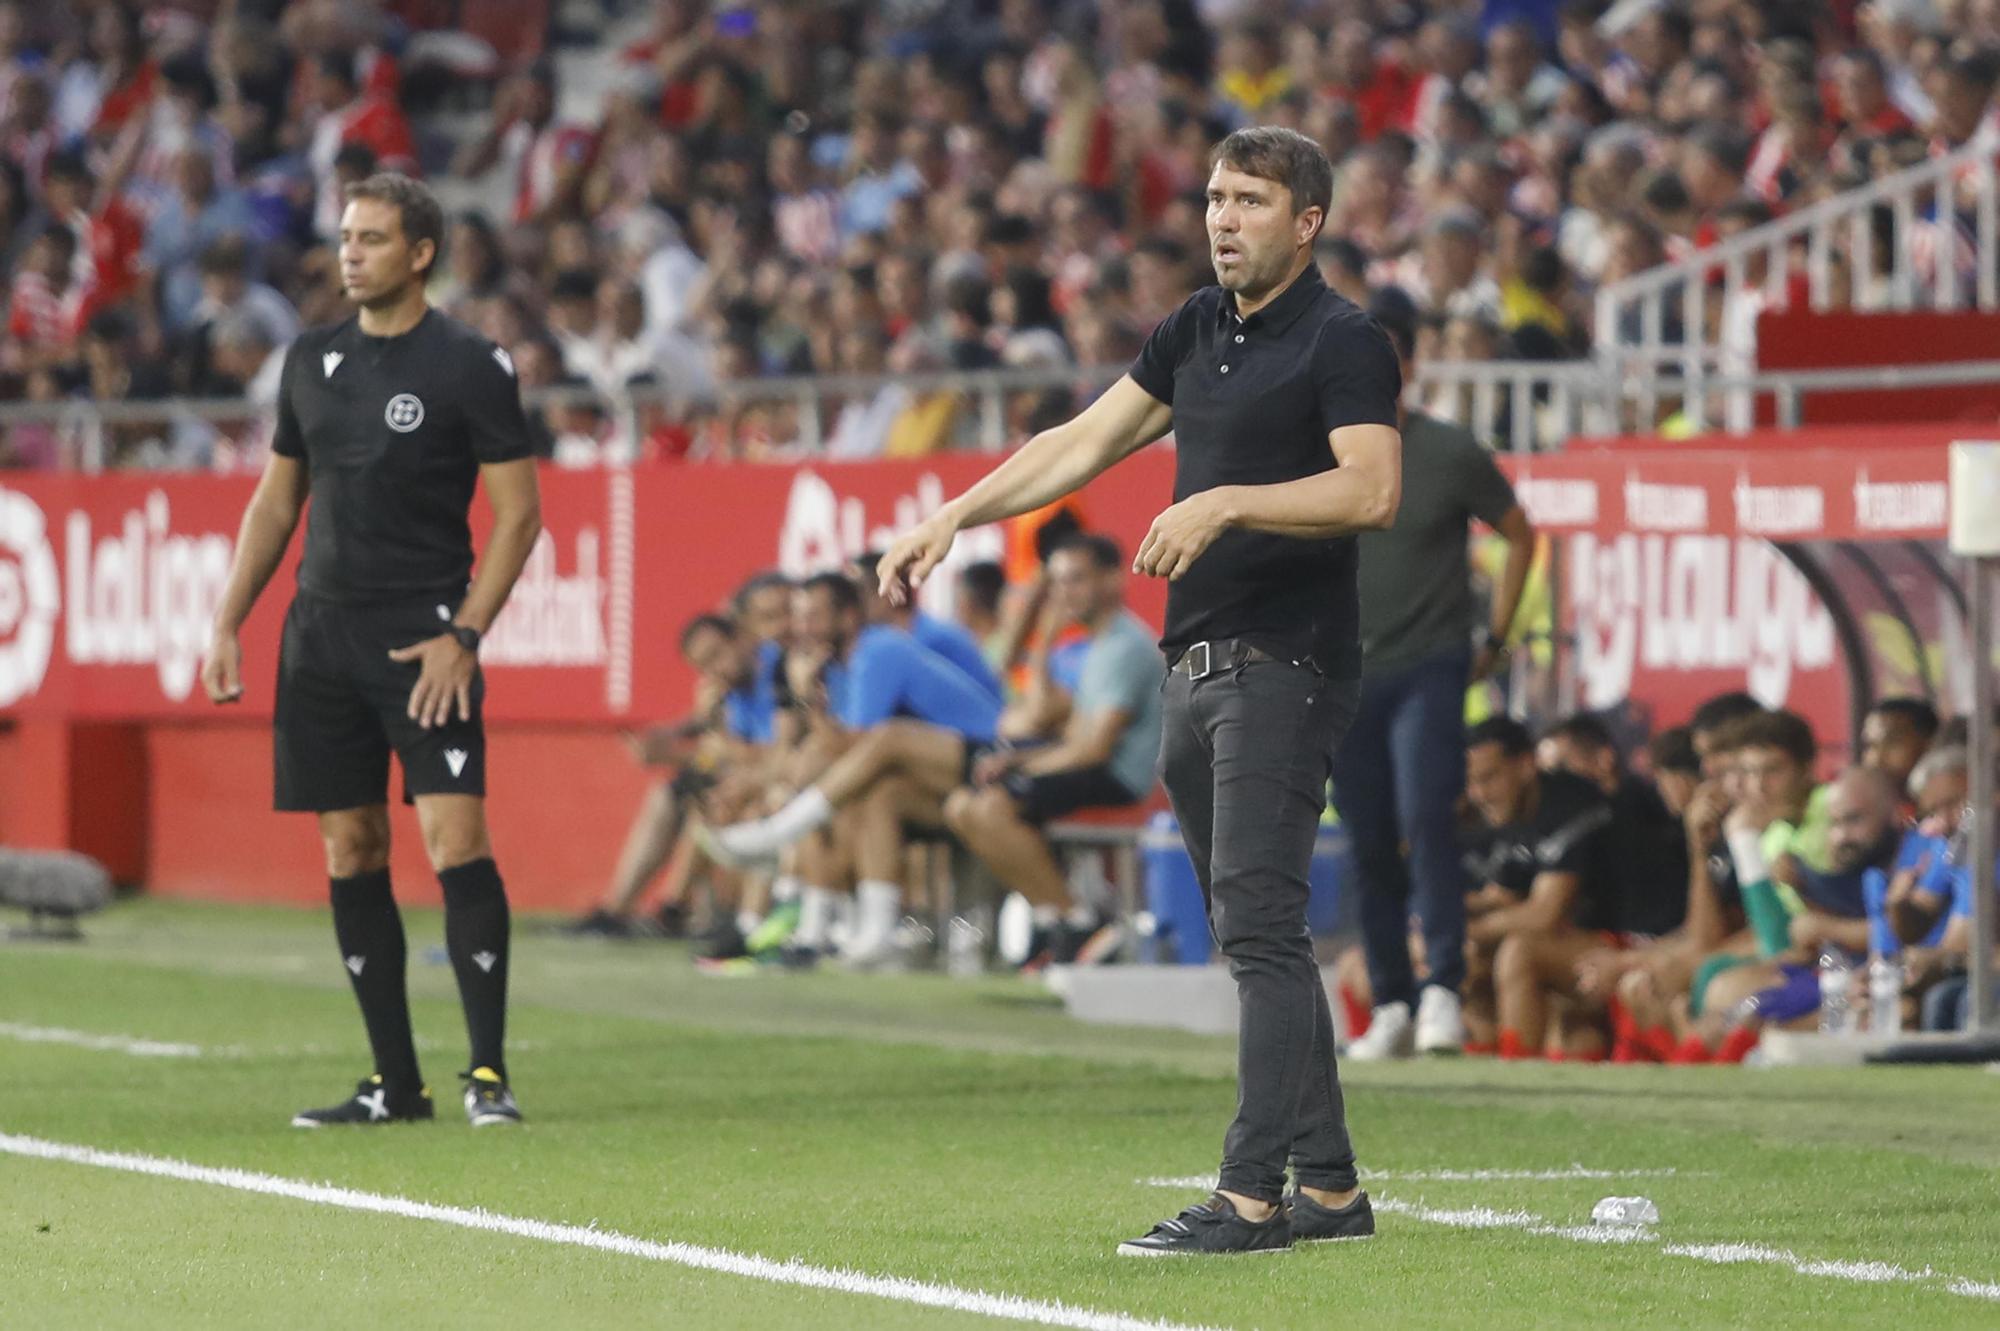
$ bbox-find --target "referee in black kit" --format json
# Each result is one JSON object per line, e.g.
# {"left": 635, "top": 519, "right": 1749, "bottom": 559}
{"left": 879, "top": 127, "right": 1401, "bottom": 1256}
{"left": 201, "top": 174, "right": 542, "bottom": 1129}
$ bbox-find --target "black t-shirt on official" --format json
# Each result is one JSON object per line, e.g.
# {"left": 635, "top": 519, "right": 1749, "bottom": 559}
{"left": 272, "top": 309, "right": 536, "bottom": 605}
{"left": 1462, "top": 769, "right": 1618, "bottom": 931}
{"left": 1128, "top": 263, "right": 1401, "bottom": 679}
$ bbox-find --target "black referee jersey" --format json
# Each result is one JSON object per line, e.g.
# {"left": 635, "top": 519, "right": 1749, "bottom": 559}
{"left": 272, "top": 308, "right": 536, "bottom": 605}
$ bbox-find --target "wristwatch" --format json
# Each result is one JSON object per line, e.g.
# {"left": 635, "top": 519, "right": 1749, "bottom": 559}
{"left": 450, "top": 624, "right": 482, "bottom": 655}
{"left": 1481, "top": 629, "right": 1510, "bottom": 656}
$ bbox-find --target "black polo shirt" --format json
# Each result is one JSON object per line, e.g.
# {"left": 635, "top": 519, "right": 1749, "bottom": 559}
{"left": 272, "top": 309, "right": 535, "bottom": 605}
{"left": 1128, "top": 263, "right": 1400, "bottom": 679}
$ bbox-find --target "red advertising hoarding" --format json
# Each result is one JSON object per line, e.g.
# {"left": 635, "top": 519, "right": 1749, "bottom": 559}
{"left": 0, "top": 430, "right": 1968, "bottom": 907}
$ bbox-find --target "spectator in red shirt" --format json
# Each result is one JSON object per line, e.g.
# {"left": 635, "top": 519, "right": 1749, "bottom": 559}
{"left": 5, "top": 223, "right": 87, "bottom": 369}
{"left": 1320, "top": 19, "right": 1417, "bottom": 142}
{"left": 42, "top": 149, "right": 143, "bottom": 324}
{"left": 304, "top": 52, "right": 416, "bottom": 239}
{"left": 453, "top": 61, "right": 595, "bottom": 225}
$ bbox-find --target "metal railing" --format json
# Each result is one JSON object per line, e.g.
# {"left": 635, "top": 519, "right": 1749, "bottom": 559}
{"left": 4, "top": 356, "right": 1999, "bottom": 472}
{"left": 1593, "top": 134, "right": 2000, "bottom": 431}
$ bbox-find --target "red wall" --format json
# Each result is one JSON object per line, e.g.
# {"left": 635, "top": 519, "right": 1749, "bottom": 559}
{"left": 141, "top": 722, "right": 651, "bottom": 910}
{"left": 1758, "top": 309, "right": 2000, "bottom": 426}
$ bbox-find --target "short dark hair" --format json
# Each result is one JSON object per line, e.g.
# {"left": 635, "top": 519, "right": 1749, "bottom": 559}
{"left": 731, "top": 570, "right": 792, "bottom": 614}
{"left": 1051, "top": 532, "right": 1121, "bottom": 570}
{"left": 959, "top": 561, "right": 1006, "bottom": 615}
{"left": 44, "top": 149, "right": 91, "bottom": 187}
{"left": 1690, "top": 691, "right": 1763, "bottom": 737}
{"left": 1717, "top": 197, "right": 1775, "bottom": 229}
{"left": 1544, "top": 712, "right": 1619, "bottom": 756}
{"left": 343, "top": 172, "right": 445, "bottom": 277}
{"left": 1366, "top": 286, "right": 1419, "bottom": 360}
{"left": 199, "top": 234, "right": 252, "bottom": 277}
{"left": 1649, "top": 725, "right": 1700, "bottom": 777}
{"left": 315, "top": 52, "right": 357, "bottom": 91}
{"left": 1727, "top": 708, "right": 1817, "bottom": 767}
{"left": 852, "top": 549, "right": 885, "bottom": 583}
{"left": 1467, "top": 716, "right": 1534, "bottom": 757}
{"left": 1869, "top": 695, "right": 1941, "bottom": 740}
{"left": 1317, "top": 235, "right": 1368, "bottom": 275}
{"left": 802, "top": 570, "right": 862, "bottom": 615}
{"left": 1639, "top": 169, "right": 1692, "bottom": 215}
{"left": 679, "top": 612, "right": 736, "bottom": 651}
{"left": 1688, "top": 126, "right": 1752, "bottom": 177}
{"left": 1210, "top": 126, "right": 1334, "bottom": 224}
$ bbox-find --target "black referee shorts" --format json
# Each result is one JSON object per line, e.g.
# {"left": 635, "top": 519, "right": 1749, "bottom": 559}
{"left": 273, "top": 592, "right": 487, "bottom": 813}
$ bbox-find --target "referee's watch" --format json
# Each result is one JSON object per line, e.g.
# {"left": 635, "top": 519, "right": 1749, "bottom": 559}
{"left": 449, "top": 624, "right": 483, "bottom": 656}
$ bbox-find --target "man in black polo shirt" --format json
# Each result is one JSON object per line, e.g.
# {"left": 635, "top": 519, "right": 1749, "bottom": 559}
{"left": 877, "top": 126, "right": 1402, "bottom": 1256}
{"left": 200, "top": 174, "right": 542, "bottom": 1129}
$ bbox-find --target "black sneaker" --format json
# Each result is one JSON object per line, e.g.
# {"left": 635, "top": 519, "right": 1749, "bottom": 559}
{"left": 565, "top": 909, "right": 637, "bottom": 939}
{"left": 291, "top": 1075, "right": 433, "bottom": 1128}
{"left": 1117, "top": 1192, "right": 1292, "bottom": 1257}
{"left": 1287, "top": 1189, "right": 1375, "bottom": 1242}
{"left": 461, "top": 1067, "right": 523, "bottom": 1127}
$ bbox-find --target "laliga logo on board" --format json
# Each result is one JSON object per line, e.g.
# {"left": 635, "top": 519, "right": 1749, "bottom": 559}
{"left": 65, "top": 491, "right": 233, "bottom": 701}
{"left": 0, "top": 485, "right": 60, "bottom": 707}
{"left": 1569, "top": 532, "right": 1836, "bottom": 709}
{"left": 777, "top": 470, "right": 1003, "bottom": 617}
{"left": 482, "top": 527, "right": 608, "bottom": 666}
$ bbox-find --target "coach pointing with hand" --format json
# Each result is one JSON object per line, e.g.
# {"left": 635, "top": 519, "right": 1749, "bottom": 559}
{"left": 879, "top": 126, "right": 1402, "bottom": 1257}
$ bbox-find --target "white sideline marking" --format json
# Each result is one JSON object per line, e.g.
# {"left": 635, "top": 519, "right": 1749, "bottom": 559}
{"left": 1383, "top": 1198, "right": 2000, "bottom": 1300}
{"left": 0, "top": 1022, "right": 223, "bottom": 1059}
{"left": 0, "top": 1022, "right": 542, "bottom": 1062}
{"left": 0, "top": 1133, "right": 1224, "bottom": 1331}
{"left": 1136, "top": 1173, "right": 2000, "bottom": 1302}
{"left": 1139, "top": 1165, "right": 1683, "bottom": 1188}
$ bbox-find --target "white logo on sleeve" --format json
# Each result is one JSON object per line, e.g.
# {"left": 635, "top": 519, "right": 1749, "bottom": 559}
{"left": 491, "top": 346, "right": 514, "bottom": 377}
{"left": 322, "top": 350, "right": 343, "bottom": 379}
{"left": 472, "top": 950, "right": 498, "bottom": 973}
{"left": 444, "top": 748, "right": 469, "bottom": 777}
{"left": 345, "top": 954, "right": 365, "bottom": 976}
{"left": 356, "top": 1088, "right": 390, "bottom": 1121}
{"left": 385, "top": 393, "right": 425, "bottom": 432}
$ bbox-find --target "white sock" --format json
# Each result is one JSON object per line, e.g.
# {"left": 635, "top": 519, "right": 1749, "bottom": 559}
{"left": 735, "top": 909, "right": 762, "bottom": 937}
{"left": 854, "top": 879, "right": 903, "bottom": 942}
{"left": 795, "top": 886, "right": 835, "bottom": 949}
{"left": 771, "top": 874, "right": 802, "bottom": 904}
{"left": 760, "top": 788, "right": 834, "bottom": 847}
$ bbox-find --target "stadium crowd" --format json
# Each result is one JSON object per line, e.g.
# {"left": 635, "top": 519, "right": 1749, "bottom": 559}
{"left": 3, "top": 0, "right": 2000, "bottom": 467}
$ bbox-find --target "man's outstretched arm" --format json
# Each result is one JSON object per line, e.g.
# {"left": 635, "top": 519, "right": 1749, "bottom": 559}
{"left": 878, "top": 376, "right": 1172, "bottom": 602}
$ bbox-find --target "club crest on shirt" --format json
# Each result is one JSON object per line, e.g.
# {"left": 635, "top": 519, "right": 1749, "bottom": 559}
{"left": 385, "top": 393, "right": 425, "bottom": 433}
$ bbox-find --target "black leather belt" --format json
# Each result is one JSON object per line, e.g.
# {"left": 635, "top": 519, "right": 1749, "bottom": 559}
{"left": 1168, "top": 638, "right": 1281, "bottom": 681}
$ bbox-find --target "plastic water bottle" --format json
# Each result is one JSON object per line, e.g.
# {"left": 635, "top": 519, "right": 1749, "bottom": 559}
{"left": 1868, "top": 955, "right": 1903, "bottom": 1035}
{"left": 945, "top": 915, "right": 986, "bottom": 978}
{"left": 1591, "top": 1197, "right": 1660, "bottom": 1227}
{"left": 1818, "top": 947, "right": 1855, "bottom": 1036}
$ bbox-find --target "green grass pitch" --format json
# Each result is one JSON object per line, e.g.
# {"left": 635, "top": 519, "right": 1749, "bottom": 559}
{"left": 4, "top": 899, "right": 1999, "bottom": 1329}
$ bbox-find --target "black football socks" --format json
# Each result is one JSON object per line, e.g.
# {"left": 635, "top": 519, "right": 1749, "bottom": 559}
{"left": 439, "top": 857, "right": 511, "bottom": 1080}
{"left": 329, "top": 869, "right": 423, "bottom": 1091}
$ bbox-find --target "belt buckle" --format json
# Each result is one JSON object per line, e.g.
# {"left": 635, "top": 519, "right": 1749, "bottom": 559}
{"left": 1185, "top": 640, "right": 1213, "bottom": 681}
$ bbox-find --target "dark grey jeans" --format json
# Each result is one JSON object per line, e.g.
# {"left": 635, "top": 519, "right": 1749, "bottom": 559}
{"left": 1159, "top": 656, "right": 1362, "bottom": 1203}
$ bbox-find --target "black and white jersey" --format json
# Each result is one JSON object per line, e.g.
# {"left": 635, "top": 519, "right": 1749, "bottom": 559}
{"left": 1464, "top": 770, "right": 1618, "bottom": 930}
{"left": 273, "top": 309, "right": 535, "bottom": 605}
